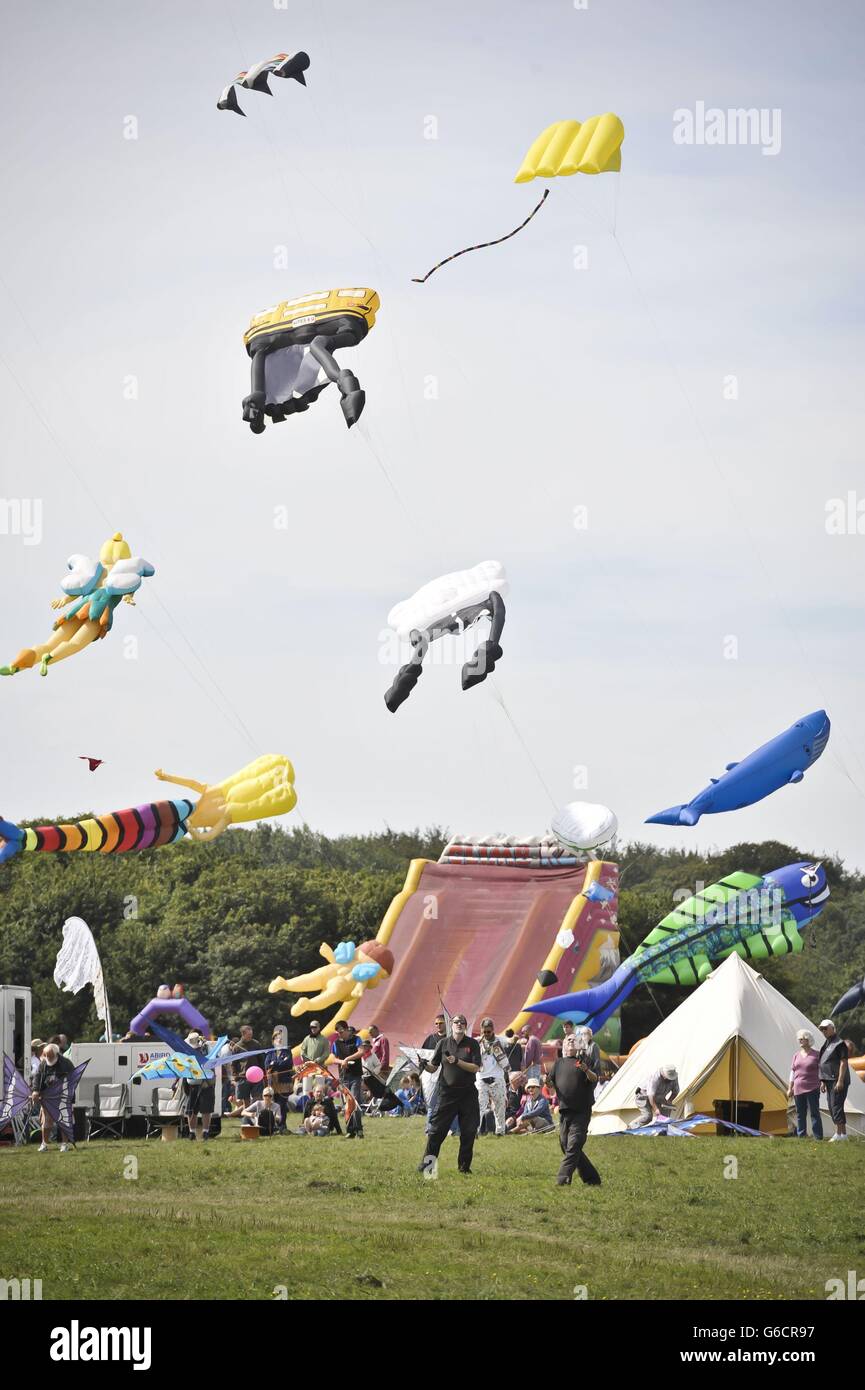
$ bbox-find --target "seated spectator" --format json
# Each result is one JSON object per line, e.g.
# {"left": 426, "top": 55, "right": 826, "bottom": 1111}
{"left": 505, "top": 1071, "right": 526, "bottom": 1126}
{"left": 510, "top": 1077, "right": 555, "bottom": 1134}
{"left": 300, "top": 1082, "right": 341, "bottom": 1135}
{"left": 242, "top": 1087, "right": 279, "bottom": 1136}
{"left": 392, "top": 1072, "right": 423, "bottom": 1116}
{"left": 303, "top": 1103, "right": 331, "bottom": 1137}
{"left": 595, "top": 1065, "right": 615, "bottom": 1100}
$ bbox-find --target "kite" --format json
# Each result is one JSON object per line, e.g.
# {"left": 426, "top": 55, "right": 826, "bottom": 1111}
{"left": 294, "top": 1060, "right": 359, "bottom": 1128}
{"left": 80, "top": 758, "right": 104, "bottom": 771}
{"left": 0, "top": 753, "right": 296, "bottom": 865}
{"left": 39, "top": 1060, "right": 89, "bottom": 1141}
{"left": 54, "top": 916, "right": 112, "bottom": 1041}
{"left": 1, "top": 1054, "right": 31, "bottom": 1125}
{"left": 412, "top": 113, "right": 624, "bottom": 283}
{"left": 129, "top": 988, "right": 210, "bottom": 1040}
{"left": 242, "top": 287, "right": 379, "bottom": 433}
{"left": 551, "top": 802, "right": 618, "bottom": 853}
{"left": 527, "top": 861, "right": 830, "bottom": 1031}
{"left": 130, "top": 1028, "right": 266, "bottom": 1083}
{"left": 384, "top": 560, "right": 508, "bottom": 712}
{"left": 1, "top": 533, "right": 154, "bottom": 678}
{"left": 646, "top": 710, "right": 831, "bottom": 827}
{"left": 832, "top": 976, "right": 865, "bottom": 1018}
{"left": 269, "top": 940, "right": 395, "bottom": 1017}
{"left": 217, "top": 51, "right": 310, "bottom": 117}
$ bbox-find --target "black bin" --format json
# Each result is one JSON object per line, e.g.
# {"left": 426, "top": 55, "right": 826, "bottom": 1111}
{"left": 713, "top": 1099, "right": 763, "bottom": 1135}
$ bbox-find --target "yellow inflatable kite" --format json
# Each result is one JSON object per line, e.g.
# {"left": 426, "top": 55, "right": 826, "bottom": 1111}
{"left": 155, "top": 754, "right": 297, "bottom": 842}
{"left": 413, "top": 113, "right": 625, "bottom": 283}
{"left": 269, "top": 939, "right": 394, "bottom": 1017}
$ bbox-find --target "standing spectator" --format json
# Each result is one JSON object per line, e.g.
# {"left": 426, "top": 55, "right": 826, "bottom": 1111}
{"left": 331, "top": 1020, "right": 365, "bottom": 1137}
{"left": 418, "top": 1014, "right": 482, "bottom": 1176}
{"left": 299, "top": 1020, "right": 330, "bottom": 1094}
{"left": 476, "top": 1018, "right": 509, "bottom": 1137}
{"left": 546, "top": 1035, "right": 601, "bottom": 1187}
{"left": 265, "top": 1025, "right": 295, "bottom": 1131}
{"left": 31, "top": 1043, "right": 74, "bottom": 1153}
{"left": 29, "top": 1038, "right": 44, "bottom": 1078}
{"left": 818, "top": 1019, "right": 850, "bottom": 1141}
{"left": 368, "top": 1024, "right": 390, "bottom": 1073}
{"left": 555, "top": 1021, "right": 577, "bottom": 1058}
{"left": 520, "top": 1025, "right": 542, "bottom": 1080}
{"left": 231, "top": 1025, "right": 263, "bottom": 1109}
{"left": 358, "top": 1039, "right": 402, "bottom": 1112}
{"left": 576, "top": 1026, "right": 602, "bottom": 1074}
{"left": 631, "top": 1065, "right": 679, "bottom": 1128}
{"left": 183, "top": 1031, "right": 216, "bottom": 1141}
{"left": 420, "top": 1014, "right": 448, "bottom": 1132}
{"left": 503, "top": 1029, "right": 523, "bottom": 1071}
{"left": 786, "top": 1029, "right": 823, "bottom": 1139}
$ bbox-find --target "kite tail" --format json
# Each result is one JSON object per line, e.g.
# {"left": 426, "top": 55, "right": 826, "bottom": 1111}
{"left": 645, "top": 804, "right": 701, "bottom": 827}
{"left": 0, "top": 800, "right": 194, "bottom": 863}
{"left": 525, "top": 961, "right": 637, "bottom": 1032}
{"left": 412, "top": 189, "right": 549, "bottom": 284}
{"left": 0, "top": 819, "right": 24, "bottom": 864}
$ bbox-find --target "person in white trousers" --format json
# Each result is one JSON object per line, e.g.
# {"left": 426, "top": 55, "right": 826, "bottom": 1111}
{"left": 476, "top": 1017, "right": 510, "bottom": 1136}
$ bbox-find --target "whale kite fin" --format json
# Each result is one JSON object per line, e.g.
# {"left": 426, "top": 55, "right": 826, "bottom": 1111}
{"left": 645, "top": 804, "right": 701, "bottom": 827}
{"left": 525, "top": 961, "right": 636, "bottom": 1032}
{"left": 788, "top": 769, "right": 805, "bottom": 784}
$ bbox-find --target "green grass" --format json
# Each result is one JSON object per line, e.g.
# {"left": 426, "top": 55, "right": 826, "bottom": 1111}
{"left": 1, "top": 1119, "right": 862, "bottom": 1301}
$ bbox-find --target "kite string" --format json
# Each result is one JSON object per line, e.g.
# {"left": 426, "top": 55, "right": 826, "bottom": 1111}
{"left": 411, "top": 189, "right": 550, "bottom": 284}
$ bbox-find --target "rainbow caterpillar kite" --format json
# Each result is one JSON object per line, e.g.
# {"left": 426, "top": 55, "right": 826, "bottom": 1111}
{"left": 0, "top": 754, "right": 296, "bottom": 865}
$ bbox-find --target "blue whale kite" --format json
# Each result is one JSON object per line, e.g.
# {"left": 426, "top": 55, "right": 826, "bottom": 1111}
{"left": 526, "top": 861, "right": 830, "bottom": 1031}
{"left": 646, "top": 710, "right": 830, "bottom": 827}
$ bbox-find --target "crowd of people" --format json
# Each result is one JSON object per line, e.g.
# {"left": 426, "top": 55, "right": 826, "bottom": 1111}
{"left": 24, "top": 1012, "right": 857, "bottom": 1167}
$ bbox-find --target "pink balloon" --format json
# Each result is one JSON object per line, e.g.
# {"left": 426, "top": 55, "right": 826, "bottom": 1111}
{"left": 246, "top": 1066, "right": 264, "bottom": 1084}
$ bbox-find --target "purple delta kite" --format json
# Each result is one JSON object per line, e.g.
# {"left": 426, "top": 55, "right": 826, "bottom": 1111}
{"left": 2, "top": 1054, "right": 89, "bottom": 1141}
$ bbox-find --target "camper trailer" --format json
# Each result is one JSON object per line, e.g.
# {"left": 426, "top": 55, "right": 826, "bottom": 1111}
{"left": 0, "top": 983, "right": 32, "bottom": 1076}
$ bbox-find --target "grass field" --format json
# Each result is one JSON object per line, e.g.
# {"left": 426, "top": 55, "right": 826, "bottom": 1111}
{"left": 1, "top": 1119, "right": 863, "bottom": 1301}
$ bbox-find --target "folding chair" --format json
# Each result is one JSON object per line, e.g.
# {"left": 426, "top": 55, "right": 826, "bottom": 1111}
{"left": 145, "top": 1086, "right": 185, "bottom": 1140}
{"left": 88, "top": 1083, "right": 127, "bottom": 1139}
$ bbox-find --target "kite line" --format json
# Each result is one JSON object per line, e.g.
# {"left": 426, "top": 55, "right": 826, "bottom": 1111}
{"left": 412, "top": 189, "right": 550, "bottom": 283}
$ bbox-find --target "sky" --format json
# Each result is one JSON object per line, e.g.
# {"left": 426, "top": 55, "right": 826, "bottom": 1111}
{"left": 1, "top": 0, "right": 863, "bottom": 868}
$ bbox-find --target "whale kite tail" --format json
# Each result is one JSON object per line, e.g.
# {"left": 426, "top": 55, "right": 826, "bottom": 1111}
{"left": 525, "top": 961, "right": 637, "bottom": 1032}
{"left": 0, "top": 818, "right": 24, "bottom": 864}
{"left": 645, "top": 804, "right": 701, "bottom": 827}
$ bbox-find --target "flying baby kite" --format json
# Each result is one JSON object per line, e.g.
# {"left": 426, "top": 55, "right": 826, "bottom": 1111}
{"left": 1, "top": 533, "right": 154, "bottom": 678}
{"left": 270, "top": 940, "right": 394, "bottom": 1017}
{"left": 217, "top": 51, "right": 310, "bottom": 117}
{"left": 646, "top": 711, "right": 831, "bottom": 827}
{"left": 0, "top": 754, "right": 296, "bottom": 865}
{"left": 242, "top": 287, "right": 379, "bottom": 433}
{"left": 412, "top": 113, "right": 624, "bottom": 282}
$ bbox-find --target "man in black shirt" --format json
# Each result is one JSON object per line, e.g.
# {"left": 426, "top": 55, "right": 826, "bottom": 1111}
{"left": 331, "top": 1020, "right": 365, "bottom": 1137}
{"left": 418, "top": 1014, "right": 481, "bottom": 1175}
{"left": 420, "top": 1013, "right": 448, "bottom": 1133}
{"left": 546, "top": 1034, "right": 601, "bottom": 1187}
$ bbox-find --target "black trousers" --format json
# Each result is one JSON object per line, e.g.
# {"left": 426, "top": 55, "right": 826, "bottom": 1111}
{"left": 557, "top": 1110, "right": 601, "bottom": 1185}
{"left": 424, "top": 1087, "right": 480, "bottom": 1171}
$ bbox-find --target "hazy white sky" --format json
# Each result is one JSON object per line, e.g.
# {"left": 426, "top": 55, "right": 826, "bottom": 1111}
{"left": 1, "top": 0, "right": 863, "bottom": 867}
